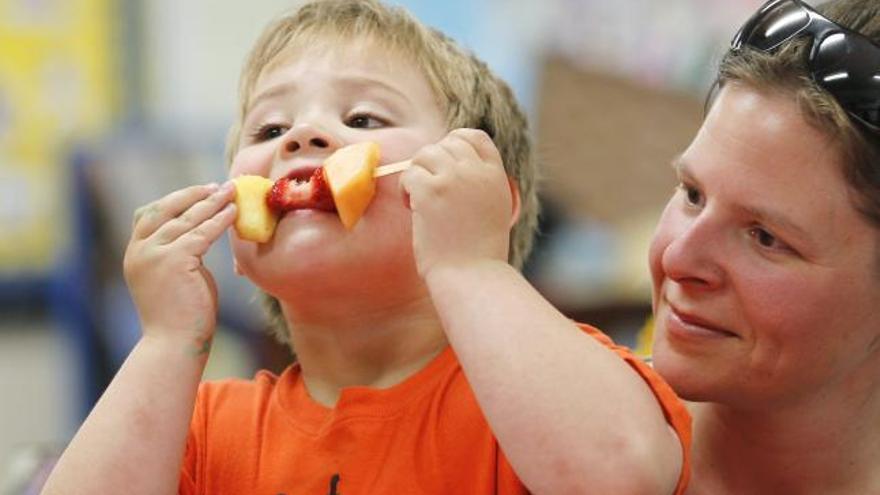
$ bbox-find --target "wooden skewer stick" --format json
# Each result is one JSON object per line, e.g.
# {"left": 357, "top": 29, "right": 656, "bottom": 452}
{"left": 373, "top": 160, "right": 411, "bottom": 178}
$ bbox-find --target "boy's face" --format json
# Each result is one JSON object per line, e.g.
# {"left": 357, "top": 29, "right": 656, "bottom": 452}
{"left": 229, "top": 39, "right": 448, "bottom": 300}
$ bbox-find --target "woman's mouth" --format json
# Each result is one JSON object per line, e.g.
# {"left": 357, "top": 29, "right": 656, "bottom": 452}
{"left": 664, "top": 303, "right": 739, "bottom": 340}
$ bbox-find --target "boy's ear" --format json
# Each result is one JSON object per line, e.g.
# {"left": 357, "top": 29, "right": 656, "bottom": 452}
{"left": 507, "top": 176, "right": 522, "bottom": 229}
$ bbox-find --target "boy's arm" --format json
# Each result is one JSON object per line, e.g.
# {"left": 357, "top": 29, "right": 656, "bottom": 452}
{"left": 402, "top": 129, "right": 684, "bottom": 495}
{"left": 41, "top": 182, "right": 237, "bottom": 495}
{"left": 427, "top": 262, "right": 683, "bottom": 495}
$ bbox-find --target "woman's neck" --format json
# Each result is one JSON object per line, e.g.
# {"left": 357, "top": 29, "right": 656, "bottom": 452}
{"left": 688, "top": 390, "right": 880, "bottom": 495}
{"left": 280, "top": 293, "right": 448, "bottom": 407}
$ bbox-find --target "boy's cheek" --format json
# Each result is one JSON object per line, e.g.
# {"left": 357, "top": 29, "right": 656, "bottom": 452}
{"left": 374, "top": 175, "right": 407, "bottom": 209}
{"left": 228, "top": 233, "right": 257, "bottom": 276}
{"left": 377, "top": 127, "right": 447, "bottom": 163}
{"left": 228, "top": 234, "right": 245, "bottom": 275}
{"left": 229, "top": 146, "right": 273, "bottom": 178}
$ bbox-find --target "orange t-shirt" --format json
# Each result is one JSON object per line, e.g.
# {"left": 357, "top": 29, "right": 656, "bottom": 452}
{"left": 179, "top": 324, "right": 691, "bottom": 494}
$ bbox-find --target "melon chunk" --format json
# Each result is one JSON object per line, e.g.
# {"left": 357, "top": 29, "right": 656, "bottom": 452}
{"left": 233, "top": 175, "right": 279, "bottom": 243}
{"left": 323, "top": 142, "right": 381, "bottom": 229}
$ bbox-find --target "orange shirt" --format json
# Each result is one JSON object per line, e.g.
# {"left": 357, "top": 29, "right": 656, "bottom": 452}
{"left": 179, "top": 324, "right": 691, "bottom": 494}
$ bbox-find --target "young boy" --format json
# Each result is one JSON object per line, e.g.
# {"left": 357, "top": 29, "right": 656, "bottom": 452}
{"left": 41, "top": 1, "right": 690, "bottom": 493}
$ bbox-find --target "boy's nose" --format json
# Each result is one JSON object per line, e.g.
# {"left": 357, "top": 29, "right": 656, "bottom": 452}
{"left": 278, "top": 123, "right": 339, "bottom": 160}
{"left": 285, "top": 136, "right": 328, "bottom": 153}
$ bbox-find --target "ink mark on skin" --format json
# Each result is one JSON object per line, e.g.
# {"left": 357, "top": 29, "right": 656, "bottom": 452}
{"left": 196, "top": 336, "right": 213, "bottom": 356}
{"left": 328, "top": 473, "right": 341, "bottom": 495}
{"left": 186, "top": 316, "right": 212, "bottom": 357}
{"left": 190, "top": 334, "right": 213, "bottom": 357}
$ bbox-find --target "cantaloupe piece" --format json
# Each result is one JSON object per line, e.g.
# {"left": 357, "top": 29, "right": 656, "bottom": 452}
{"left": 233, "top": 175, "right": 279, "bottom": 243}
{"left": 323, "top": 142, "right": 381, "bottom": 229}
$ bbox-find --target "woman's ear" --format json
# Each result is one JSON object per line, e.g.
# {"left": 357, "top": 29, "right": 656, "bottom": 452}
{"left": 507, "top": 176, "right": 522, "bottom": 229}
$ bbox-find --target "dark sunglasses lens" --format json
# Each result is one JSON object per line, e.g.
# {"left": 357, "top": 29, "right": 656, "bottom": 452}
{"left": 736, "top": 1, "right": 810, "bottom": 50}
{"left": 814, "top": 33, "right": 880, "bottom": 127}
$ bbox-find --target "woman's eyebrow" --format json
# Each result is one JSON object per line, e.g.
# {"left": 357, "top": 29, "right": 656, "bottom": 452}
{"left": 741, "top": 204, "right": 812, "bottom": 242}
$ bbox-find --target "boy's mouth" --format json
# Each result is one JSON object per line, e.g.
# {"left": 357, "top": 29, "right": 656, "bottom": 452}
{"left": 267, "top": 167, "right": 336, "bottom": 213}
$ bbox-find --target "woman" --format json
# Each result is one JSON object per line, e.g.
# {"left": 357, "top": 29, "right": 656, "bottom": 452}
{"left": 650, "top": 0, "right": 880, "bottom": 492}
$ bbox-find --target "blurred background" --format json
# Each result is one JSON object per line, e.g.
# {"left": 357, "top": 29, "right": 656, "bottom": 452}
{"left": 0, "top": 0, "right": 764, "bottom": 491}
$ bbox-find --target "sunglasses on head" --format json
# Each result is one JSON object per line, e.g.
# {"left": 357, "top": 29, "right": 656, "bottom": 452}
{"left": 731, "top": 0, "right": 880, "bottom": 132}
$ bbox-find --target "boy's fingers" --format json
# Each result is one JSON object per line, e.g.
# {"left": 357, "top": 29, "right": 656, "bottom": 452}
{"left": 153, "top": 183, "right": 235, "bottom": 245}
{"left": 399, "top": 165, "right": 434, "bottom": 207}
{"left": 173, "top": 203, "right": 237, "bottom": 255}
{"left": 450, "top": 128, "right": 502, "bottom": 166}
{"left": 410, "top": 142, "right": 455, "bottom": 175}
{"left": 132, "top": 184, "right": 219, "bottom": 240}
{"left": 439, "top": 132, "right": 482, "bottom": 165}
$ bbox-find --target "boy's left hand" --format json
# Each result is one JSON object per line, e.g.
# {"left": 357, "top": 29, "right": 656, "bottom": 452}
{"left": 400, "top": 128, "right": 514, "bottom": 279}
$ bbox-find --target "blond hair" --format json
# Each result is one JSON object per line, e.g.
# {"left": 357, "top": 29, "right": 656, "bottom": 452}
{"left": 227, "top": 0, "right": 539, "bottom": 343}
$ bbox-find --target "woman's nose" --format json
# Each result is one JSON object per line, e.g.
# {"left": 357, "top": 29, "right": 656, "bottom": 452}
{"left": 277, "top": 123, "right": 339, "bottom": 160}
{"left": 660, "top": 214, "right": 725, "bottom": 290}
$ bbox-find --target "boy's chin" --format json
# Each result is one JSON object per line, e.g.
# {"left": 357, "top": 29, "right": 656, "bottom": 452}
{"left": 258, "top": 261, "right": 424, "bottom": 307}
{"left": 238, "top": 241, "right": 419, "bottom": 292}
{"left": 274, "top": 209, "right": 346, "bottom": 235}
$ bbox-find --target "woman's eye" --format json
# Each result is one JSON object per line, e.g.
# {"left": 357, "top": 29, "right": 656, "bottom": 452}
{"left": 753, "top": 228, "right": 776, "bottom": 247}
{"left": 346, "top": 113, "right": 386, "bottom": 129}
{"left": 252, "top": 124, "right": 287, "bottom": 142}
{"left": 749, "top": 227, "right": 793, "bottom": 253}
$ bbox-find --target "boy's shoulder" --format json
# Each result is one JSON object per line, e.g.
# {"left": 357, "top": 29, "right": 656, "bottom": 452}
{"left": 195, "top": 366, "right": 295, "bottom": 415}
{"left": 202, "top": 367, "right": 288, "bottom": 389}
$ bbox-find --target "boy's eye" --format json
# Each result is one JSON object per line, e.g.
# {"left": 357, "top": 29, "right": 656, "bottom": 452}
{"left": 345, "top": 113, "right": 386, "bottom": 129}
{"left": 679, "top": 183, "right": 703, "bottom": 207}
{"left": 252, "top": 124, "right": 288, "bottom": 142}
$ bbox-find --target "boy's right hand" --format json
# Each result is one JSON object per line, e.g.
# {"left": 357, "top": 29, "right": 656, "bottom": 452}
{"left": 123, "top": 182, "right": 237, "bottom": 353}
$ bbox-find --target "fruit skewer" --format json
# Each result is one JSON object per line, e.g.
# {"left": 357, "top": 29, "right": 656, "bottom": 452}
{"left": 233, "top": 142, "right": 408, "bottom": 242}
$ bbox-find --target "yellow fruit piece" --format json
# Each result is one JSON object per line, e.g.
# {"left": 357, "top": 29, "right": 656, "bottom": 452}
{"left": 323, "top": 142, "right": 381, "bottom": 229}
{"left": 233, "top": 175, "right": 279, "bottom": 243}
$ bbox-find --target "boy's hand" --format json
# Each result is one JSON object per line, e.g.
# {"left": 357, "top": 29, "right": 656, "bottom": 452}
{"left": 123, "top": 182, "right": 237, "bottom": 353}
{"left": 400, "top": 128, "right": 514, "bottom": 279}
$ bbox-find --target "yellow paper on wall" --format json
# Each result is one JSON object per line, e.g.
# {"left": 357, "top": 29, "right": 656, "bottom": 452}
{"left": 0, "top": 0, "right": 117, "bottom": 273}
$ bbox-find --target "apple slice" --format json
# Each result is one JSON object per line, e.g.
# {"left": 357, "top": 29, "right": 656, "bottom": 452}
{"left": 232, "top": 175, "right": 279, "bottom": 243}
{"left": 323, "top": 141, "right": 381, "bottom": 229}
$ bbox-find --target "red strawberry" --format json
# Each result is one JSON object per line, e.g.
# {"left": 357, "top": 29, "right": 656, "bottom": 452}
{"left": 267, "top": 168, "right": 335, "bottom": 213}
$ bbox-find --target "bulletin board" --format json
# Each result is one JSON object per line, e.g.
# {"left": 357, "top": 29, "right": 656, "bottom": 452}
{"left": 532, "top": 56, "right": 703, "bottom": 311}
{"left": 0, "top": 0, "right": 117, "bottom": 275}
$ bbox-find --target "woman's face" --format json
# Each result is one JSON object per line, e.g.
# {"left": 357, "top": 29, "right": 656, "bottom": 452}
{"left": 649, "top": 84, "right": 880, "bottom": 410}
